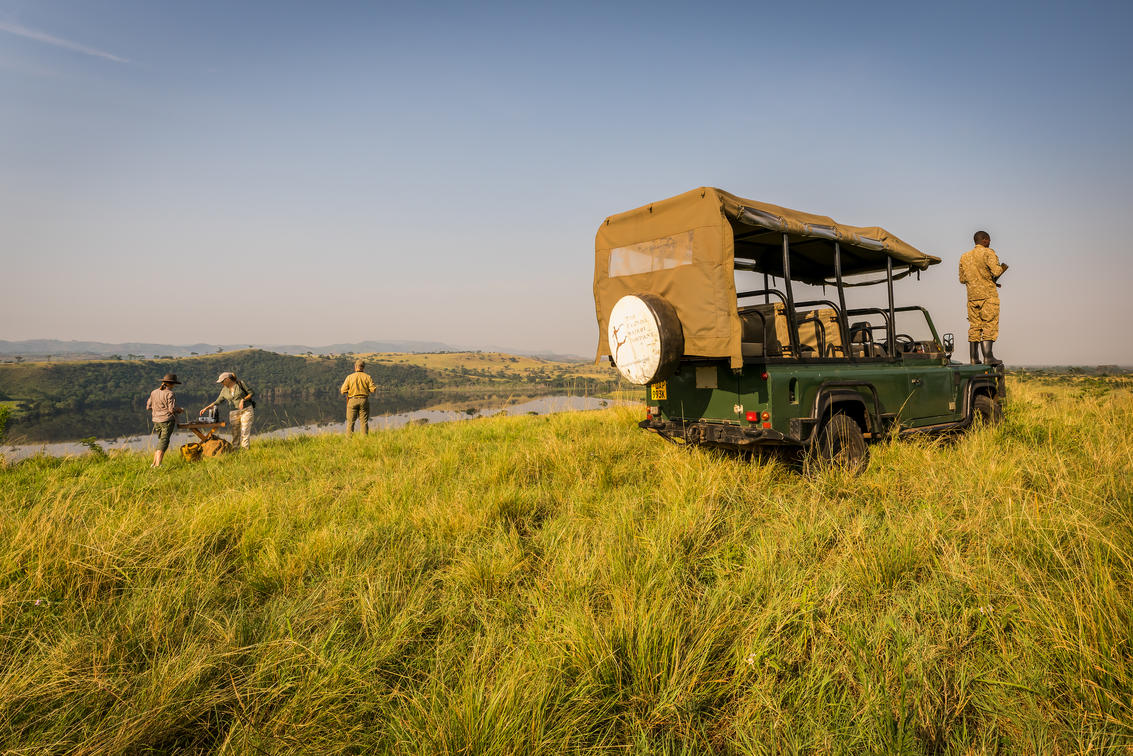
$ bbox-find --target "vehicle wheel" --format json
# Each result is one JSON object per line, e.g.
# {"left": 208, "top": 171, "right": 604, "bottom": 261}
{"left": 607, "top": 293, "right": 684, "bottom": 385}
{"left": 810, "top": 413, "right": 868, "bottom": 473}
{"left": 972, "top": 394, "right": 1003, "bottom": 426}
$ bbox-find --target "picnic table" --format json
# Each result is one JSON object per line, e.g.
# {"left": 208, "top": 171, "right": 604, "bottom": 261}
{"left": 177, "top": 420, "right": 227, "bottom": 441}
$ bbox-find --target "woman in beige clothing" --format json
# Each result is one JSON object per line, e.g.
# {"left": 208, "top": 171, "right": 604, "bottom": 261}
{"left": 200, "top": 372, "right": 256, "bottom": 449}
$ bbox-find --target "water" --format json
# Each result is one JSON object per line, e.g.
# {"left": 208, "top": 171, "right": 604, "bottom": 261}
{"left": 5, "top": 392, "right": 427, "bottom": 444}
{"left": 2, "top": 394, "right": 625, "bottom": 463}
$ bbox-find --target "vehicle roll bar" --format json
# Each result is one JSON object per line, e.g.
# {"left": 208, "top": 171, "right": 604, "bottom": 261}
{"left": 794, "top": 299, "right": 846, "bottom": 358}
{"left": 886, "top": 257, "right": 896, "bottom": 347}
{"left": 782, "top": 234, "right": 802, "bottom": 359}
{"left": 835, "top": 243, "right": 852, "bottom": 361}
{"left": 734, "top": 235, "right": 902, "bottom": 361}
{"left": 737, "top": 288, "right": 787, "bottom": 304}
{"left": 893, "top": 305, "right": 943, "bottom": 349}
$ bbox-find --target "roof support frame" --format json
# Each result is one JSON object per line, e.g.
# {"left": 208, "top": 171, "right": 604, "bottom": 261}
{"left": 781, "top": 233, "right": 801, "bottom": 358}
{"left": 834, "top": 243, "right": 853, "bottom": 362}
{"left": 886, "top": 256, "right": 896, "bottom": 347}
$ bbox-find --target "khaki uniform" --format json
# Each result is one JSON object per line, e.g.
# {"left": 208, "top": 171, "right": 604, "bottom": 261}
{"left": 958, "top": 245, "right": 1004, "bottom": 342}
{"left": 341, "top": 371, "right": 376, "bottom": 434}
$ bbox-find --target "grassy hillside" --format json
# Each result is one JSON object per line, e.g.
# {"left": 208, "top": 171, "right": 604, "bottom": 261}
{"left": 0, "top": 350, "right": 429, "bottom": 409}
{"left": 1, "top": 377, "right": 1130, "bottom": 753}
{"left": 0, "top": 350, "right": 622, "bottom": 417}
{"left": 367, "top": 351, "right": 615, "bottom": 381}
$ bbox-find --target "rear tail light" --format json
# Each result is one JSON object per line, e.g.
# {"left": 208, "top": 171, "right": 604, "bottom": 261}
{"left": 761, "top": 411, "right": 770, "bottom": 421}
{"left": 745, "top": 411, "right": 758, "bottom": 422}
{"left": 760, "top": 371, "right": 769, "bottom": 380}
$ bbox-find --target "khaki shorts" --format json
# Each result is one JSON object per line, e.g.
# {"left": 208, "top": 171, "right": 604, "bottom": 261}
{"left": 153, "top": 419, "right": 175, "bottom": 452}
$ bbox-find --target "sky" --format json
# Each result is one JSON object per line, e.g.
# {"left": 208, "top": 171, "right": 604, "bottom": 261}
{"left": 1, "top": 0, "right": 1131, "bottom": 364}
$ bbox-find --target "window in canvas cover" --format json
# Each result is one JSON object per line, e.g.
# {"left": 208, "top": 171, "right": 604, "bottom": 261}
{"left": 609, "top": 230, "right": 696, "bottom": 277}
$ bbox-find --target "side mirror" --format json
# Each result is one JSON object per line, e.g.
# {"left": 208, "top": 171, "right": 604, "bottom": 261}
{"left": 942, "top": 333, "right": 955, "bottom": 354}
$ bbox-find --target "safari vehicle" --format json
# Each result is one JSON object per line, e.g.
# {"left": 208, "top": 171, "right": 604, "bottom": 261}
{"left": 593, "top": 187, "right": 1005, "bottom": 469}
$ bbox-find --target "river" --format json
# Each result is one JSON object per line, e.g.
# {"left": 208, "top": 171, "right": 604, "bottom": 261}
{"left": 2, "top": 393, "right": 629, "bottom": 463}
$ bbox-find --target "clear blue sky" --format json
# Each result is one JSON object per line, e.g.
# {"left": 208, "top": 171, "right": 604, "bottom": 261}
{"left": 2, "top": 0, "right": 1131, "bottom": 363}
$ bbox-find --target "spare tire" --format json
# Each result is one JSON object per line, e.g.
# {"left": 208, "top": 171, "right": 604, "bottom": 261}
{"left": 607, "top": 294, "right": 684, "bottom": 385}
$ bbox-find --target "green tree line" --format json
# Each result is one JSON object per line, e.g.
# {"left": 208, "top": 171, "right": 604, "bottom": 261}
{"left": 0, "top": 351, "right": 436, "bottom": 416}
{"left": 0, "top": 350, "right": 624, "bottom": 418}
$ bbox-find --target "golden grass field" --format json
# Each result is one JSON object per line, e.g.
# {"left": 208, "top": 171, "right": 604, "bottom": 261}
{"left": 0, "top": 374, "right": 1130, "bottom": 753}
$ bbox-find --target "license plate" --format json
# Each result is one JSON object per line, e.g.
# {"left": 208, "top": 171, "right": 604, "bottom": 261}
{"left": 650, "top": 382, "right": 667, "bottom": 400}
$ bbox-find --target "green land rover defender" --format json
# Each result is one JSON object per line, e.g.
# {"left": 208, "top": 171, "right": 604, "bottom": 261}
{"left": 593, "top": 187, "right": 1005, "bottom": 469}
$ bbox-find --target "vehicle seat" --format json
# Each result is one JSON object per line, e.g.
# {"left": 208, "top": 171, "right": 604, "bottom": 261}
{"left": 796, "top": 308, "right": 843, "bottom": 358}
{"left": 850, "top": 322, "right": 884, "bottom": 358}
{"left": 741, "top": 304, "right": 845, "bottom": 358}
{"left": 739, "top": 304, "right": 781, "bottom": 357}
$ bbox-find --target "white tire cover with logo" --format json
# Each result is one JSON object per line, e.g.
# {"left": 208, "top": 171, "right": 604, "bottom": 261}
{"left": 607, "top": 294, "right": 684, "bottom": 385}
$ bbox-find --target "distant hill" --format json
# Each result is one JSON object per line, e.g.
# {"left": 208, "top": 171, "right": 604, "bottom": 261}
{"left": 0, "top": 339, "right": 459, "bottom": 360}
{"left": 267, "top": 340, "right": 456, "bottom": 356}
{"left": 0, "top": 340, "right": 222, "bottom": 360}
{"left": 0, "top": 339, "right": 585, "bottom": 362}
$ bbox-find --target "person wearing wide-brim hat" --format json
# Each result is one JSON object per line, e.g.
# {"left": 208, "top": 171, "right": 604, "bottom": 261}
{"left": 199, "top": 371, "right": 256, "bottom": 449}
{"left": 146, "top": 373, "right": 184, "bottom": 467}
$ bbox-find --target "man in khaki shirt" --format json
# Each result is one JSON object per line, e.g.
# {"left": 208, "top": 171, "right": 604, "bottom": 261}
{"left": 340, "top": 360, "right": 377, "bottom": 435}
{"left": 959, "top": 230, "right": 1009, "bottom": 365}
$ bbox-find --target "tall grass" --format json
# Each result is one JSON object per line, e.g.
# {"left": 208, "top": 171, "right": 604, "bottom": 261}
{"left": 1, "top": 377, "right": 1130, "bottom": 753}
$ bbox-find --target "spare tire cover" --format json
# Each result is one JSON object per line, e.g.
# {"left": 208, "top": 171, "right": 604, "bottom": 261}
{"left": 607, "top": 294, "right": 684, "bottom": 385}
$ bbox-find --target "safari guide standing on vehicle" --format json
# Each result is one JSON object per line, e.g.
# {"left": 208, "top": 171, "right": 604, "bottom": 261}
{"left": 340, "top": 360, "right": 376, "bottom": 435}
{"left": 959, "top": 230, "right": 1008, "bottom": 365}
{"left": 146, "top": 373, "right": 184, "bottom": 467}
{"left": 200, "top": 372, "right": 255, "bottom": 449}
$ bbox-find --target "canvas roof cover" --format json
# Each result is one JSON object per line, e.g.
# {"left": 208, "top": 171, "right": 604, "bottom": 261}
{"left": 593, "top": 187, "right": 940, "bottom": 368}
